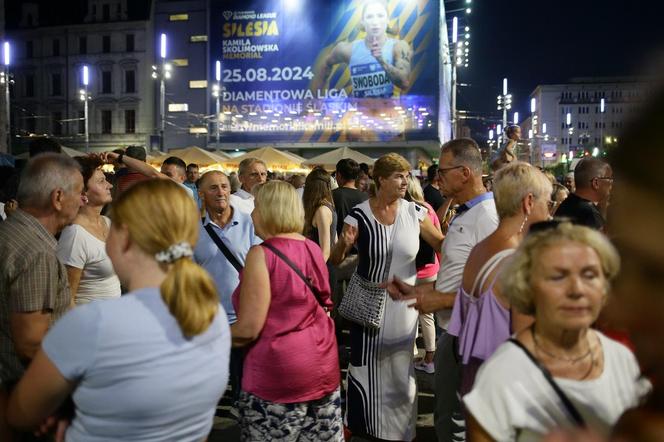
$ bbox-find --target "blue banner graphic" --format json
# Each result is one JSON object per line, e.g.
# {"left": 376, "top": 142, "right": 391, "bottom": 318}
{"left": 209, "top": 0, "right": 440, "bottom": 143}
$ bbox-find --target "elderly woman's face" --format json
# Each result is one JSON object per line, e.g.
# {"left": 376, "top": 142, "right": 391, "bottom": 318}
{"left": 530, "top": 241, "right": 607, "bottom": 331}
{"left": 379, "top": 170, "right": 409, "bottom": 199}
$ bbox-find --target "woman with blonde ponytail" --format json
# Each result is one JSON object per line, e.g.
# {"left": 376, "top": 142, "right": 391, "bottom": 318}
{"left": 8, "top": 180, "right": 231, "bottom": 441}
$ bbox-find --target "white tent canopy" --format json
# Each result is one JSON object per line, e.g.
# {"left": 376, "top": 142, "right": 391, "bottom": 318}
{"left": 302, "top": 146, "right": 376, "bottom": 170}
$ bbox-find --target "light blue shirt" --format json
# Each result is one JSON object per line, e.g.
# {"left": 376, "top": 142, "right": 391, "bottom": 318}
{"left": 42, "top": 287, "right": 231, "bottom": 442}
{"left": 349, "top": 38, "right": 396, "bottom": 98}
{"left": 194, "top": 205, "right": 261, "bottom": 324}
{"left": 183, "top": 181, "right": 201, "bottom": 209}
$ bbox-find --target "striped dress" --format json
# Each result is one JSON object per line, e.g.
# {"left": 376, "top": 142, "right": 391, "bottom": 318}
{"left": 343, "top": 199, "right": 427, "bottom": 441}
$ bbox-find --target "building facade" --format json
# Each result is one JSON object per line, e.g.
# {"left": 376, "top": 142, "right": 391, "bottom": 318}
{"left": 6, "top": 0, "right": 154, "bottom": 152}
{"left": 523, "top": 77, "right": 648, "bottom": 165}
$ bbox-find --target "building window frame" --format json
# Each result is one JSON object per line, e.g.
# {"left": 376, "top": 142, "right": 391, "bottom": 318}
{"left": 124, "top": 109, "right": 136, "bottom": 134}
{"left": 101, "top": 110, "right": 112, "bottom": 134}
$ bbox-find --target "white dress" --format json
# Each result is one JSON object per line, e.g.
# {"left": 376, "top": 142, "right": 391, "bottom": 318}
{"left": 343, "top": 199, "right": 427, "bottom": 441}
{"left": 57, "top": 217, "right": 121, "bottom": 304}
{"left": 464, "top": 331, "right": 651, "bottom": 441}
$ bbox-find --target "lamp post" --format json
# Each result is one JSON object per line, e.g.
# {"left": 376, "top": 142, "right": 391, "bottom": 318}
{"left": 159, "top": 34, "right": 166, "bottom": 151}
{"left": 600, "top": 97, "right": 605, "bottom": 152}
{"left": 153, "top": 34, "right": 173, "bottom": 151}
{"left": 451, "top": 17, "right": 458, "bottom": 138}
{"left": 496, "top": 78, "right": 511, "bottom": 146}
{"left": 530, "top": 97, "right": 537, "bottom": 165}
{"left": 80, "top": 65, "right": 90, "bottom": 152}
{"left": 3, "top": 42, "right": 10, "bottom": 155}
{"left": 213, "top": 60, "right": 221, "bottom": 148}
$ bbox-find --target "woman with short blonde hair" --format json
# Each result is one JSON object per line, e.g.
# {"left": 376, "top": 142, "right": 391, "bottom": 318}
{"left": 447, "top": 162, "right": 553, "bottom": 394}
{"left": 465, "top": 221, "right": 650, "bottom": 441}
{"left": 8, "top": 180, "right": 231, "bottom": 440}
{"left": 232, "top": 181, "right": 342, "bottom": 440}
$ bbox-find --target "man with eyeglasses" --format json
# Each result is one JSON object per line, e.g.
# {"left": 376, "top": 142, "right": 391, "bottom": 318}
{"left": 555, "top": 157, "right": 612, "bottom": 231}
{"left": 388, "top": 138, "right": 499, "bottom": 441}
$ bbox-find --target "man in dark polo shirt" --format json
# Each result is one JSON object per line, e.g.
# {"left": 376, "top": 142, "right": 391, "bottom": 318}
{"left": 423, "top": 164, "right": 445, "bottom": 212}
{"left": 556, "top": 157, "right": 613, "bottom": 231}
{"left": 0, "top": 153, "right": 84, "bottom": 438}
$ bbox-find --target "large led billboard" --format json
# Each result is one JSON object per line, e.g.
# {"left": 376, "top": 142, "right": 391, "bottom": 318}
{"left": 209, "top": 0, "right": 441, "bottom": 143}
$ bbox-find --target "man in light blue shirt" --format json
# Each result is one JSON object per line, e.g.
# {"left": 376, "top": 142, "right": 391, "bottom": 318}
{"left": 184, "top": 163, "right": 202, "bottom": 209}
{"left": 194, "top": 170, "right": 260, "bottom": 322}
{"left": 193, "top": 170, "right": 260, "bottom": 409}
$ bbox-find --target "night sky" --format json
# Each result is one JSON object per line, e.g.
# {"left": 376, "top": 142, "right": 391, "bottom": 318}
{"left": 5, "top": 0, "right": 664, "bottom": 139}
{"left": 457, "top": 0, "right": 664, "bottom": 135}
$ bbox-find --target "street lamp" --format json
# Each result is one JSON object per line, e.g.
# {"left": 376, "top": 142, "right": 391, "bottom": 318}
{"left": 600, "top": 97, "right": 605, "bottom": 151}
{"left": 513, "top": 112, "right": 519, "bottom": 124}
{"left": 156, "top": 33, "right": 168, "bottom": 151}
{"left": 2, "top": 42, "right": 10, "bottom": 155}
{"left": 496, "top": 78, "right": 511, "bottom": 146}
{"left": 80, "top": 65, "right": 90, "bottom": 152}
{"left": 451, "top": 16, "right": 458, "bottom": 138}
{"left": 212, "top": 60, "right": 222, "bottom": 148}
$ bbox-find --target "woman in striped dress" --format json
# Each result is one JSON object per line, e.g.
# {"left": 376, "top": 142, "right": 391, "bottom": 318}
{"left": 330, "top": 153, "right": 443, "bottom": 441}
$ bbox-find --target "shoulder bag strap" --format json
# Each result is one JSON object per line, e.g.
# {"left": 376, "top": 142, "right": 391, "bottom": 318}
{"left": 260, "top": 242, "right": 324, "bottom": 307}
{"left": 204, "top": 224, "right": 243, "bottom": 273}
{"left": 508, "top": 338, "right": 586, "bottom": 427}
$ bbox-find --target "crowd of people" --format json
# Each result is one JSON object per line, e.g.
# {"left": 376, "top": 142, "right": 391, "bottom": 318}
{"left": 0, "top": 88, "right": 663, "bottom": 442}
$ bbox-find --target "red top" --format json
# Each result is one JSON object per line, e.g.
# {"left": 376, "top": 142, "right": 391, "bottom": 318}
{"left": 232, "top": 237, "right": 339, "bottom": 403}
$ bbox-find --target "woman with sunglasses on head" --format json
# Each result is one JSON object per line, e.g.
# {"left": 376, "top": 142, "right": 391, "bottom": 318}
{"left": 464, "top": 221, "right": 650, "bottom": 441}
{"left": 448, "top": 162, "right": 553, "bottom": 395}
{"left": 8, "top": 180, "right": 231, "bottom": 441}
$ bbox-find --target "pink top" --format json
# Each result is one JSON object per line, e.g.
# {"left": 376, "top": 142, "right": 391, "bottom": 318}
{"left": 416, "top": 201, "right": 441, "bottom": 280}
{"left": 232, "top": 237, "right": 339, "bottom": 403}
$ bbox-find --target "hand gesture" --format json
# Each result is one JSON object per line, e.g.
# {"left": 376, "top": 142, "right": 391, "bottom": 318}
{"left": 341, "top": 224, "right": 358, "bottom": 248}
{"left": 100, "top": 151, "right": 119, "bottom": 164}
{"left": 370, "top": 36, "right": 383, "bottom": 61}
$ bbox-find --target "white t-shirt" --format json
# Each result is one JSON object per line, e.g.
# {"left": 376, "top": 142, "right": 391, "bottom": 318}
{"left": 229, "top": 194, "right": 254, "bottom": 213}
{"left": 42, "top": 287, "right": 231, "bottom": 442}
{"left": 464, "top": 331, "right": 651, "bottom": 442}
{"left": 435, "top": 195, "right": 498, "bottom": 327}
{"left": 234, "top": 188, "right": 253, "bottom": 200}
{"left": 57, "top": 217, "right": 121, "bottom": 304}
{"left": 177, "top": 182, "right": 195, "bottom": 199}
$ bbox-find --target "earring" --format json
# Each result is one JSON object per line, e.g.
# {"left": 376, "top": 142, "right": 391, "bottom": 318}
{"left": 519, "top": 214, "right": 529, "bottom": 234}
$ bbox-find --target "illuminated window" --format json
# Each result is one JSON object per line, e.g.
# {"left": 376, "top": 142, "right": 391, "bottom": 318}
{"left": 190, "top": 35, "right": 208, "bottom": 42}
{"left": 189, "top": 127, "right": 208, "bottom": 134}
{"left": 189, "top": 80, "right": 207, "bottom": 89}
{"left": 169, "top": 14, "right": 189, "bottom": 21}
{"left": 172, "top": 59, "right": 189, "bottom": 67}
{"left": 169, "top": 103, "right": 189, "bottom": 112}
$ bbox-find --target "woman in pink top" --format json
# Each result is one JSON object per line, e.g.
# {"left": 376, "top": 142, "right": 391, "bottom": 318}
{"left": 406, "top": 177, "right": 442, "bottom": 373}
{"left": 231, "top": 181, "right": 342, "bottom": 441}
{"left": 447, "top": 162, "right": 552, "bottom": 394}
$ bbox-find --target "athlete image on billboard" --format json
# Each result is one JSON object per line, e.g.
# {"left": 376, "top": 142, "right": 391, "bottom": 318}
{"left": 312, "top": 0, "right": 412, "bottom": 98}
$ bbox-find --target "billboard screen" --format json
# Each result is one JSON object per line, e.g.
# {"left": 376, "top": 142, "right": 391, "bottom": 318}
{"left": 209, "top": 0, "right": 441, "bottom": 143}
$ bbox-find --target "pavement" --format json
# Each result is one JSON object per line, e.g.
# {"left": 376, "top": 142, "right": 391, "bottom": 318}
{"left": 208, "top": 330, "right": 438, "bottom": 441}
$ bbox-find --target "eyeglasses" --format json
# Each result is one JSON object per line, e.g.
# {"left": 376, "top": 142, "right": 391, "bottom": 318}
{"left": 249, "top": 172, "right": 268, "bottom": 179}
{"left": 437, "top": 165, "right": 464, "bottom": 177}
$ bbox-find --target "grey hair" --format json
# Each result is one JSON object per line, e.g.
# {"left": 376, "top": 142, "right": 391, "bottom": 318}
{"left": 238, "top": 157, "right": 267, "bottom": 176}
{"left": 441, "top": 138, "right": 483, "bottom": 175}
{"left": 17, "top": 153, "right": 82, "bottom": 209}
